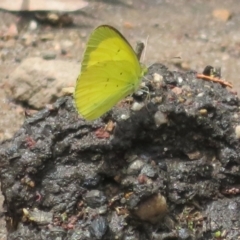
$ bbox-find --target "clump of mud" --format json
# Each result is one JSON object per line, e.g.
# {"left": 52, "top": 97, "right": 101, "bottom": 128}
{"left": 1, "top": 63, "right": 240, "bottom": 240}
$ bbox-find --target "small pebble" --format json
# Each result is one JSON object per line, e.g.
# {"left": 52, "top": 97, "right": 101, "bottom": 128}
{"left": 141, "top": 164, "right": 157, "bottom": 178}
{"left": 127, "top": 159, "right": 145, "bottom": 175}
{"left": 154, "top": 111, "right": 168, "bottom": 127}
{"left": 186, "top": 151, "right": 202, "bottom": 160}
{"left": 172, "top": 87, "right": 182, "bottom": 95}
{"left": 5, "top": 23, "right": 18, "bottom": 39}
{"left": 60, "top": 87, "right": 74, "bottom": 96}
{"left": 131, "top": 102, "right": 144, "bottom": 111}
{"left": 212, "top": 9, "right": 232, "bottom": 21}
{"left": 121, "top": 114, "right": 129, "bottom": 120}
{"left": 89, "top": 216, "right": 108, "bottom": 240}
{"left": 178, "top": 77, "right": 183, "bottom": 83}
{"left": 42, "top": 51, "right": 56, "bottom": 60}
{"left": 153, "top": 73, "right": 163, "bottom": 82}
{"left": 199, "top": 109, "right": 208, "bottom": 115}
{"left": 61, "top": 39, "right": 74, "bottom": 48}
{"left": 197, "top": 92, "right": 204, "bottom": 97}
{"left": 133, "top": 193, "right": 167, "bottom": 223}
{"left": 85, "top": 190, "right": 106, "bottom": 208}
{"left": 40, "top": 33, "right": 54, "bottom": 41}
{"left": 98, "top": 205, "right": 108, "bottom": 214}
{"left": 178, "top": 228, "right": 191, "bottom": 239}
{"left": 235, "top": 125, "right": 240, "bottom": 139}
{"left": 151, "top": 96, "right": 162, "bottom": 104}
{"left": 180, "top": 61, "right": 190, "bottom": 70}
{"left": 28, "top": 20, "right": 38, "bottom": 31}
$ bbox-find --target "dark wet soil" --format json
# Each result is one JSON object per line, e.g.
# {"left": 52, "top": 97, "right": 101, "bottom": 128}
{"left": 1, "top": 63, "right": 240, "bottom": 239}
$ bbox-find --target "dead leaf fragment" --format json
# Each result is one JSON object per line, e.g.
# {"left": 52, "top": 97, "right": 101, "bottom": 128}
{"left": 0, "top": 0, "right": 88, "bottom": 12}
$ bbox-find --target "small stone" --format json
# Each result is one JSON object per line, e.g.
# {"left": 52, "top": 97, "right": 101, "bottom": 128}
{"left": 186, "top": 151, "right": 202, "bottom": 160}
{"left": 235, "top": 125, "right": 240, "bottom": 139}
{"left": 21, "top": 33, "right": 37, "bottom": 46}
{"left": 153, "top": 73, "right": 163, "bottom": 82}
{"left": 214, "top": 231, "right": 221, "bottom": 238}
{"left": 42, "top": 51, "right": 56, "bottom": 60}
{"left": 154, "top": 111, "right": 168, "bottom": 127}
{"left": 213, "top": 9, "right": 232, "bottom": 21}
{"left": 89, "top": 216, "right": 108, "bottom": 240}
{"left": 22, "top": 208, "right": 53, "bottom": 225}
{"left": 82, "top": 175, "right": 101, "bottom": 188}
{"left": 178, "top": 77, "right": 183, "bottom": 84}
{"left": 85, "top": 190, "right": 106, "bottom": 208}
{"left": 60, "top": 87, "right": 74, "bottom": 96}
{"left": 61, "top": 49, "right": 67, "bottom": 55}
{"left": 172, "top": 87, "right": 182, "bottom": 95}
{"left": 120, "top": 114, "right": 130, "bottom": 120}
{"left": 127, "top": 160, "right": 145, "bottom": 175}
{"left": 28, "top": 20, "right": 38, "bottom": 31}
{"left": 5, "top": 23, "right": 18, "bottom": 39}
{"left": 140, "top": 164, "right": 157, "bottom": 178}
{"left": 197, "top": 92, "right": 204, "bottom": 97}
{"left": 121, "top": 176, "right": 136, "bottom": 187}
{"left": 180, "top": 61, "right": 190, "bottom": 70}
{"left": 60, "top": 39, "right": 74, "bottom": 49}
{"left": 98, "top": 205, "right": 108, "bottom": 215}
{"left": 131, "top": 102, "right": 144, "bottom": 111}
{"left": 125, "top": 154, "right": 138, "bottom": 163}
{"left": 40, "top": 33, "right": 54, "bottom": 41}
{"left": 109, "top": 212, "right": 125, "bottom": 238}
{"left": 199, "top": 109, "right": 208, "bottom": 115}
{"left": 178, "top": 228, "right": 191, "bottom": 239}
{"left": 151, "top": 96, "right": 162, "bottom": 104}
{"left": 80, "top": 31, "right": 87, "bottom": 38}
{"left": 123, "top": 22, "right": 134, "bottom": 29}
{"left": 133, "top": 194, "right": 167, "bottom": 223}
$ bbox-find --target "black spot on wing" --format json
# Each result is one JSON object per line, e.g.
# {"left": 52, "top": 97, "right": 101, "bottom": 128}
{"left": 105, "top": 78, "right": 109, "bottom": 87}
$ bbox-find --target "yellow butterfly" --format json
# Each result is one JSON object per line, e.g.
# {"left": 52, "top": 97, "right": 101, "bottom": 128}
{"left": 74, "top": 25, "right": 148, "bottom": 120}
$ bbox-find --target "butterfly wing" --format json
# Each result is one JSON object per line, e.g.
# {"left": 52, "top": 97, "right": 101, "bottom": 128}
{"left": 74, "top": 25, "right": 146, "bottom": 120}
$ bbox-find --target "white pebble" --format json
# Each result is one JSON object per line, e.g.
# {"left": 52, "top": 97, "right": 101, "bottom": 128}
{"left": 154, "top": 111, "right": 168, "bottom": 127}
{"left": 131, "top": 102, "right": 145, "bottom": 111}
{"left": 178, "top": 77, "right": 183, "bottom": 83}
{"left": 28, "top": 20, "right": 38, "bottom": 31}
{"left": 153, "top": 73, "right": 163, "bottom": 82}
{"left": 121, "top": 114, "right": 129, "bottom": 120}
{"left": 235, "top": 125, "right": 240, "bottom": 139}
{"left": 197, "top": 92, "right": 204, "bottom": 97}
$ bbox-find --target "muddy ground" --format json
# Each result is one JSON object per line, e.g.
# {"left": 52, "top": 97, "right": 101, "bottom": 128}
{"left": 0, "top": 0, "right": 240, "bottom": 239}
{"left": 1, "top": 63, "right": 240, "bottom": 239}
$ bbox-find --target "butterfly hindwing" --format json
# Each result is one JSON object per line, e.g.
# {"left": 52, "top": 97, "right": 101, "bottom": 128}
{"left": 75, "top": 60, "right": 137, "bottom": 120}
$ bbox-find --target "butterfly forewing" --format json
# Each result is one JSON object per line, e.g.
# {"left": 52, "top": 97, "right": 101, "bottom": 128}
{"left": 74, "top": 25, "right": 146, "bottom": 120}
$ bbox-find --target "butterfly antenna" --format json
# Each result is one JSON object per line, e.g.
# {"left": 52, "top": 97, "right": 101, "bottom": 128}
{"left": 142, "top": 35, "right": 149, "bottom": 62}
{"left": 135, "top": 41, "right": 145, "bottom": 61}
